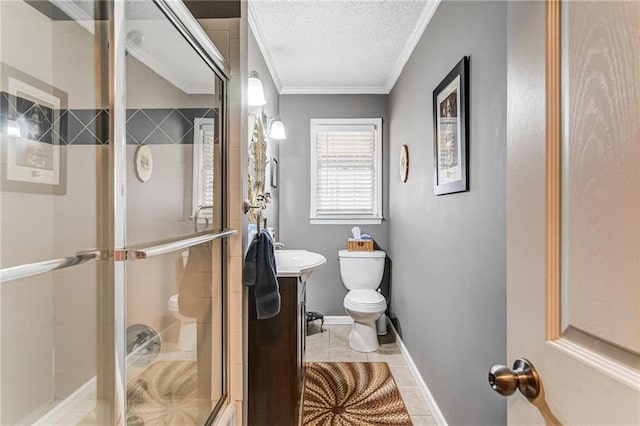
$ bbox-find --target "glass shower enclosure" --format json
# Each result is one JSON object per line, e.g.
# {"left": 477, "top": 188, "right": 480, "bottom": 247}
{"left": 0, "top": 1, "right": 231, "bottom": 424}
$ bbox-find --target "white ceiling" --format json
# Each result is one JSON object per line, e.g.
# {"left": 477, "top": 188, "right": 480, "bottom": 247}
{"left": 249, "top": 0, "right": 441, "bottom": 94}
{"left": 52, "top": 0, "right": 222, "bottom": 94}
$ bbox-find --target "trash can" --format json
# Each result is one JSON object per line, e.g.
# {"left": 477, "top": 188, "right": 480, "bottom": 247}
{"left": 306, "top": 311, "right": 325, "bottom": 332}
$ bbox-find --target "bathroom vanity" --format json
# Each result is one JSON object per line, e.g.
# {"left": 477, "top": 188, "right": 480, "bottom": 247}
{"left": 247, "top": 250, "right": 326, "bottom": 426}
{"left": 248, "top": 276, "right": 305, "bottom": 426}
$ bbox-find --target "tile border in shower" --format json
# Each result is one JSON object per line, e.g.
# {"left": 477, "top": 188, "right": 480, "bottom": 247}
{"left": 0, "top": 91, "right": 218, "bottom": 146}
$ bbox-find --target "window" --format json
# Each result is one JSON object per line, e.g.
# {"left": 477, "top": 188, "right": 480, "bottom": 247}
{"left": 310, "top": 118, "right": 383, "bottom": 224}
{"left": 192, "top": 117, "right": 216, "bottom": 224}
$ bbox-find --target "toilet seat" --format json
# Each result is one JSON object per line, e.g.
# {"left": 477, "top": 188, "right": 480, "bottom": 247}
{"left": 344, "top": 290, "right": 386, "bottom": 313}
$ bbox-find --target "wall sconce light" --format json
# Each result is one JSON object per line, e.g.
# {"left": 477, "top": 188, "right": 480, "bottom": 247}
{"left": 248, "top": 71, "right": 266, "bottom": 106}
{"left": 249, "top": 70, "right": 286, "bottom": 139}
{"left": 267, "top": 117, "right": 286, "bottom": 140}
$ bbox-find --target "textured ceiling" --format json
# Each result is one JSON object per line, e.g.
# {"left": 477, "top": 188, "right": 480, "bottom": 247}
{"left": 249, "top": 0, "right": 440, "bottom": 94}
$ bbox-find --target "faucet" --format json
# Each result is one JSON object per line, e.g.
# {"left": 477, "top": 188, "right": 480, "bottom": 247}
{"left": 274, "top": 242, "right": 285, "bottom": 250}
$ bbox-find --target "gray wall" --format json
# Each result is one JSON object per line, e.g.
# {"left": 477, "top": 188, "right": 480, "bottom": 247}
{"left": 279, "top": 95, "right": 389, "bottom": 315}
{"left": 387, "top": 1, "right": 507, "bottom": 425}
{"left": 248, "top": 28, "right": 280, "bottom": 238}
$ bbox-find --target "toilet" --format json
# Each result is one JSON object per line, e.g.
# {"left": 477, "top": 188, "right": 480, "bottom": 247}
{"left": 338, "top": 249, "right": 387, "bottom": 352}
{"left": 167, "top": 294, "right": 197, "bottom": 352}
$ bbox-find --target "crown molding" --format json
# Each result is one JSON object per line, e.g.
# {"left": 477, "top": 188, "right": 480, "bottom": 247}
{"left": 127, "top": 43, "right": 215, "bottom": 95}
{"left": 280, "top": 86, "right": 389, "bottom": 95}
{"left": 385, "top": 0, "right": 441, "bottom": 93}
{"left": 248, "top": 1, "right": 283, "bottom": 93}
{"left": 50, "top": 0, "right": 94, "bottom": 34}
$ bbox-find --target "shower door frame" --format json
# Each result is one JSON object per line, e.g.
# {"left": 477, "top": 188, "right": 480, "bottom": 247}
{"left": 107, "top": 1, "right": 231, "bottom": 424}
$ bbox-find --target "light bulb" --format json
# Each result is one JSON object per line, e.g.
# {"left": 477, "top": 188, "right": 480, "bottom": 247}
{"left": 269, "top": 118, "right": 286, "bottom": 140}
{"left": 248, "top": 71, "right": 266, "bottom": 106}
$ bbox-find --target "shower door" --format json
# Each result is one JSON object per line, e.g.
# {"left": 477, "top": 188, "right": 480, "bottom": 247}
{"left": 120, "top": 1, "right": 230, "bottom": 424}
{"left": 0, "top": 0, "right": 114, "bottom": 423}
{"left": 0, "top": 0, "right": 230, "bottom": 424}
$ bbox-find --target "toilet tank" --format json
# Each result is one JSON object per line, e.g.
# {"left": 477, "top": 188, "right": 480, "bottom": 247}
{"left": 338, "top": 250, "right": 386, "bottom": 290}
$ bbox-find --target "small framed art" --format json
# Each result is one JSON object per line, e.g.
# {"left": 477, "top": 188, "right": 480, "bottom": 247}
{"left": 433, "top": 56, "right": 469, "bottom": 195}
{"left": 270, "top": 157, "right": 278, "bottom": 188}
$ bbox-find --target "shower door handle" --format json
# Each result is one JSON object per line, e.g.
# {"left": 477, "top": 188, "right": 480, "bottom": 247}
{"left": 0, "top": 250, "right": 102, "bottom": 283}
{"left": 127, "top": 229, "right": 237, "bottom": 260}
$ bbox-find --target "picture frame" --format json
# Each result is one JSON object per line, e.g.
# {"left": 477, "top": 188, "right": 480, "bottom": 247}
{"left": 1, "top": 63, "right": 68, "bottom": 195}
{"left": 433, "top": 56, "right": 469, "bottom": 195}
{"left": 270, "top": 157, "right": 278, "bottom": 188}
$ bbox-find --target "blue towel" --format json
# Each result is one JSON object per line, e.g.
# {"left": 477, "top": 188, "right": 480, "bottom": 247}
{"left": 243, "top": 229, "right": 280, "bottom": 319}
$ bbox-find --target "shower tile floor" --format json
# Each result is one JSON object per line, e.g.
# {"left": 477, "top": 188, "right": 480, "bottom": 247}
{"left": 305, "top": 323, "right": 437, "bottom": 426}
{"left": 34, "top": 342, "right": 197, "bottom": 426}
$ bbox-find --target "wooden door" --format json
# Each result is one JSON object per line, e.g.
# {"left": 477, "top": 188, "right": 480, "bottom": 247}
{"left": 504, "top": 1, "right": 640, "bottom": 424}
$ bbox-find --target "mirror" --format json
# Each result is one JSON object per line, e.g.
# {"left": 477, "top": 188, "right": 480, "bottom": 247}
{"left": 247, "top": 113, "right": 268, "bottom": 222}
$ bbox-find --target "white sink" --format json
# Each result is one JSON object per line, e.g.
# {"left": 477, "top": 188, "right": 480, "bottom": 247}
{"left": 275, "top": 250, "right": 327, "bottom": 280}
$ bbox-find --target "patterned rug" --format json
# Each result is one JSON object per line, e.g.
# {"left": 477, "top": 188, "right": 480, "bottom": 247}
{"left": 126, "top": 361, "right": 198, "bottom": 426}
{"left": 303, "top": 362, "right": 412, "bottom": 426}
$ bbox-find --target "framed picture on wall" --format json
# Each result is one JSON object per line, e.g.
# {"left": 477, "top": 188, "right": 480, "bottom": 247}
{"left": 1, "top": 63, "right": 68, "bottom": 195}
{"left": 270, "top": 157, "right": 278, "bottom": 188}
{"left": 432, "top": 56, "right": 469, "bottom": 196}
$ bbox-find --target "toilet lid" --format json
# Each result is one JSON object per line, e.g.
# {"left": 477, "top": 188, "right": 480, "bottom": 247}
{"left": 338, "top": 249, "right": 386, "bottom": 259}
{"left": 344, "top": 290, "right": 386, "bottom": 309}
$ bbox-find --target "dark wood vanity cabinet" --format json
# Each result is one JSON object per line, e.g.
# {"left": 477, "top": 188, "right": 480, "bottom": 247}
{"left": 248, "top": 276, "right": 306, "bottom": 426}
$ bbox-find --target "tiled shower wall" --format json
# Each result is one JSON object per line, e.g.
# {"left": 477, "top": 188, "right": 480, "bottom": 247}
{"left": 0, "top": 3, "right": 100, "bottom": 422}
{"left": 0, "top": 87, "right": 219, "bottom": 393}
{"left": 198, "top": 17, "right": 244, "bottom": 424}
{"left": 0, "top": 91, "right": 216, "bottom": 146}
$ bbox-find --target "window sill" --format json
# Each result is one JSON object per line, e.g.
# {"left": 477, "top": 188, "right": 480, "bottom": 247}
{"left": 309, "top": 218, "right": 383, "bottom": 225}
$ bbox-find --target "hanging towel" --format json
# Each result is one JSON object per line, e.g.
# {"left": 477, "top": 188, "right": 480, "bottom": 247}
{"left": 243, "top": 228, "right": 280, "bottom": 319}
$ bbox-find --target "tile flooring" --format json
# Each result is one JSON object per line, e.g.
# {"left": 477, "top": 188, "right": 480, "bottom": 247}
{"left": 305, "top": 323, "right": 437, "bottom": 426}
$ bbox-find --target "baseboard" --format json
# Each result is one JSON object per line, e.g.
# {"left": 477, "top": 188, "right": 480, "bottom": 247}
{"left": 388, "top": 322, "right": 448, "bottom": 426}
{"left": 33, "top": 324, "right": 177, "bottom": 426}
{"left": 323, "top": 316, "right": 353, "bottom": 325}
{"left": 32, "top": 377, "right": 96, "bottom": 425}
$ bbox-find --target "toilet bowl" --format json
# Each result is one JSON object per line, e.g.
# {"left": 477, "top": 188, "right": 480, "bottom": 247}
{"left": 338, "top": 249, "right": 387, "bottom": 352}
{"left": 343, "top": 290, "right": 386, "bottom": 352}
{"left": 168, "top": 294, "right": 197, "bottom": 352}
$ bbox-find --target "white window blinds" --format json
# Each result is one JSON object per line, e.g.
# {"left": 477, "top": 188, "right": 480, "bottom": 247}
{"left": 192, "top": 118, "right": 216, "bottom": 221}
{"left": 310, "top": 118, "right": 382, "bottom": 224}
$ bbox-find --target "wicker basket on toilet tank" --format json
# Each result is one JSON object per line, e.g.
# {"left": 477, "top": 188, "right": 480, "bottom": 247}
{"left": 346, "top": 239, "right": 374, "bottom": 251}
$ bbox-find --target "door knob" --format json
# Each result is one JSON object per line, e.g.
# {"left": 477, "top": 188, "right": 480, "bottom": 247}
{"left": 488, "top": 358, "right": 540, "bottom": 401}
